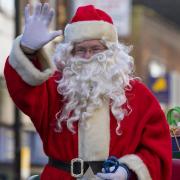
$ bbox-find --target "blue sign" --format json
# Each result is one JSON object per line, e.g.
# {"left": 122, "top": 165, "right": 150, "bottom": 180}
{"left": 0, "top": 127, "right": 14, "bottom": 163}
{"left": 148, "top": 73, "right": 170, "bottom": 103}
{"left": 29, "top": 132, "right": 48, "bottom": 165}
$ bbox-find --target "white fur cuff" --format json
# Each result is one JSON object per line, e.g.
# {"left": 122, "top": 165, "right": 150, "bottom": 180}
{"left": 9, "top": 36, "right": 54, "bottom": 86}
{"left": 119, "top": 154, "right": 152, "bottom": 180}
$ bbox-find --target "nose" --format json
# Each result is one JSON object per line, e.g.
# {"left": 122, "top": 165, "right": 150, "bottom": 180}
{"left": 83, "top": 49, "right": 93, "bottom": 59}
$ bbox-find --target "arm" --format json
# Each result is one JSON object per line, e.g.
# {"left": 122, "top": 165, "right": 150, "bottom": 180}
{"left": 97, "top": 81, "right": 172, "bottom": 180}
{"left": 4, "top": 46, "right": 60, "bottom": 133}
{"left": 119, "top": 81, "right": 172, "bottom": 180}
{"left": 8, "top": 2, "right": 62, "bottom": 86}
{"left": 4, "top": 3, "right": 62, "bottom": 133}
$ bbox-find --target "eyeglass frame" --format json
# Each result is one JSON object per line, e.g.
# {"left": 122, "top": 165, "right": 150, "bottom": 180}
{"left": 71, "top": 44, "right": 108, "bottom": 57}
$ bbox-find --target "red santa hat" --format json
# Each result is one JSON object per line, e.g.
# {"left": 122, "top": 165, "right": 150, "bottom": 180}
{"left": 64, "top": 5, "right": 118, "bottom": 43}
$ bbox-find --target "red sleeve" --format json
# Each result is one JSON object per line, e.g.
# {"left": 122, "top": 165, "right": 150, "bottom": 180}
{"left": 4, "top": 57, "right": 62, "bottom": 135}
{"left": 117, "top": 80, "right": 172, "bottom": 180}
{"left": 134, "top": 81, "right": 172, "bottom": 180}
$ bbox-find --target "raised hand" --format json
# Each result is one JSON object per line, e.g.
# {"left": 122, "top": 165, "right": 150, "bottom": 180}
{"left": 21, "top": 3, "right": 62, "bottom": 51}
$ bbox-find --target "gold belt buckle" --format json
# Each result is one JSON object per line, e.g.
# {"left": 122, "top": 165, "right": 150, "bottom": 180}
{"left": 71, "top": 158, "right": 84, "bottom": 178}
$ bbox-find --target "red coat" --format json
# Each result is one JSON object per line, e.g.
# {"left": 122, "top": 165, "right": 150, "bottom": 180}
{"left": 4, "top": 44, "right": 172, "bottom": 180}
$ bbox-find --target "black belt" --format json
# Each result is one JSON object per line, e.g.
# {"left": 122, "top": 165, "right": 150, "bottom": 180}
{"left": 48, "top": 157, "right": 104, "bottom": 178}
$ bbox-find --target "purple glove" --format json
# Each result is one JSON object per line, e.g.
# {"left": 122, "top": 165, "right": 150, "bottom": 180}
{"left": 96, "top": 166, "right": 128, "bottom": 180}
{"left": 21, "top": 3, "right": 62, "bottom": 50}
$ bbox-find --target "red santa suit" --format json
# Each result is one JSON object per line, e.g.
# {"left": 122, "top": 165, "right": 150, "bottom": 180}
{"left": 4, "top": 5, "right": 172, "bottom": 180}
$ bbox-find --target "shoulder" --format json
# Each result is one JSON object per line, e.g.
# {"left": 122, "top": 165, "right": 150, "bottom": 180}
{"left": 129, "top": 79, "right": 149, "bottom": 91}
{"left": 126, "top": 80, "right": 166, "bottom": 124}
{"left": 129, "top": 79, "right": 154, "bottom": 97}
{"left": 126, "top": 79, "right": 160, "bottom": 107}
{"left": 46, "top": 70, "right": 62, "bottom": 88}
{"left": 50, "top": 70, "right": 62, "bottom": 81}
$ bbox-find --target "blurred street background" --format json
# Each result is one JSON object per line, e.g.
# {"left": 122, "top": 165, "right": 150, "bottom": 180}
{"left": 0, "top": 0, "right": 180, "bottom": 179}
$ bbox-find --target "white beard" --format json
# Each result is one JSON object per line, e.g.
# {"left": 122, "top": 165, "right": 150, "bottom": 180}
{"left": 54, "top": 42, "right": 134, "bottom": 134}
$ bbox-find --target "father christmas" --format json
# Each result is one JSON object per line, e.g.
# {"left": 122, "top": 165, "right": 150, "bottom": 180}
{"left": 4, "top": 2, "right": 171, "bottom": 180}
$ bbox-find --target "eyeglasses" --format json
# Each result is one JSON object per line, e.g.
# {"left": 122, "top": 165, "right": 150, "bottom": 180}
{"left": 72, "top": 45, "right": 107, "bottom": 57}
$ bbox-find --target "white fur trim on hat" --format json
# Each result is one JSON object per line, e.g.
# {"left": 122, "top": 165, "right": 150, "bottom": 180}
{"left": 9, "top": 35, "right": 54, "bottom": 86}
{"left": 64, "top": 21, "right": 118, "bottom": 43}
{"left": 119, "top": 154, "right": 152, "bottom": 180}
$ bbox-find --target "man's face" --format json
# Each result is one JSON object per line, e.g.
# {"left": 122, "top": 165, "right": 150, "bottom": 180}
{"left": 56, "top": 39, "right": 134, "bottom": 132}
{"left": 72, "top": 39, "right": 107, "bottom": 59}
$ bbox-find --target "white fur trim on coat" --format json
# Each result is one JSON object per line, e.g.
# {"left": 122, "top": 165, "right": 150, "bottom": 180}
{"left": 64, "top": 21, "right": 118, "bottom": 43}
{"left": 119, "top": 154, "right": 152, "bottom": 180}
{"left": 9, "top": 36, "right": 54, "bottom": 86}
{"left": 78, "top": 99, "right": 110, "bottom": 161}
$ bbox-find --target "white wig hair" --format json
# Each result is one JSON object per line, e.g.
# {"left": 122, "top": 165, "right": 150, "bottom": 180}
{"left": 53, "top": 40, "right": 135, "bottom": 135}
